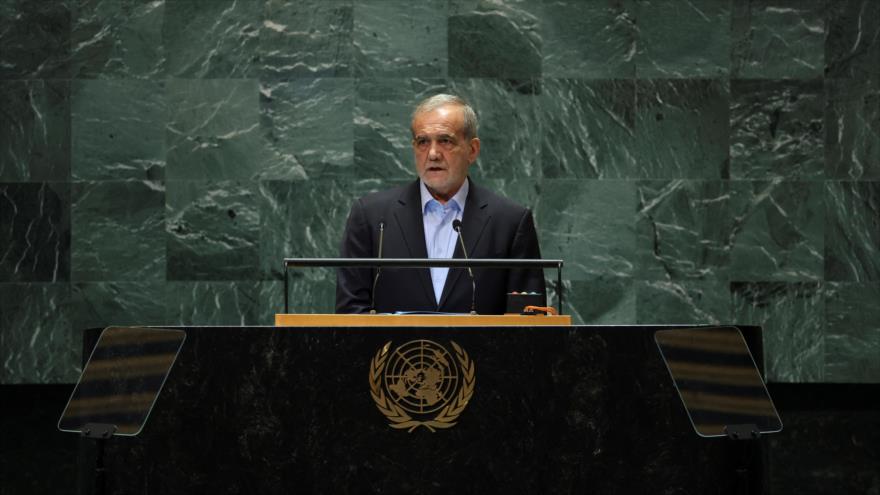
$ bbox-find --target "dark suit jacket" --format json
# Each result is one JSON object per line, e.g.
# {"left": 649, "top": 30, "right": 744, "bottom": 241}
{"left": 335, "top": 179, "right": 546, "bottom": 314}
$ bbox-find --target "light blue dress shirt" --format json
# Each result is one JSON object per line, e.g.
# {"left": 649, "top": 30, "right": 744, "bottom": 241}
{"left": 420, "top": 179, "right": 469, "bottom": 305}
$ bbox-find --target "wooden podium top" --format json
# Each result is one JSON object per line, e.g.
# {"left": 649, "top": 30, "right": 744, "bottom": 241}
{"left": 275, "top": 313, "right": 571, "bottom": 327}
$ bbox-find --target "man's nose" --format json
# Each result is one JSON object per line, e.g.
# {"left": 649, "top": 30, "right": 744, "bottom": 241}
{"left": 428, "top": 143, "right": 442, "bottom": 160}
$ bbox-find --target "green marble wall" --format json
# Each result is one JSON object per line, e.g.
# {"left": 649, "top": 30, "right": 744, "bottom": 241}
{"left": 1, "top": 0, "right": 878, "bottom": 384}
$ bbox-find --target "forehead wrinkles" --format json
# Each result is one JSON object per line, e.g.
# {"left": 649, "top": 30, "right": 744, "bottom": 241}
{"left": 412, "top": 106, "right": 465, "bottom": 137}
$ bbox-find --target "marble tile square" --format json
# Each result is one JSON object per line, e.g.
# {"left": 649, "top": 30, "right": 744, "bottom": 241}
{"left": 536, "top": 179, "right": 635, "bottom": 280}
{"left": 540, "top": 79, "right": 636, "bottom": 179}
{"left": 258, "top": 178, "right": 404, "bottom": 281}
{"left": 0, "top": 0, "right": 71, "bottom": 78}
{"left": 824, "top": 181, "right": 880, "bottom": 281}
{"left": 165, "top": 79, "right": 264, "bottom": 180}
{"left": 0, "top": 283, "right": 77, "bottom": 384}
{"left": 825, "top": 78, "right": 880, "bottom": 180}
{"left": 166, "top": 281, "right": 273, "bottom": 326}
{"left": 731, "top": 281, "right": 825, "bottom": 382}
{"left": 636, "top": 279, "right": 731, "bottom": 325}
{"left": 353, "top": 0, "right": 447, "bottom": 77}
{"left": 730, "top": 282, "right": 826, "bottom": 383}
{"left": 161, "top": 0, "right": 260, "bottom": 78}
{"left": 448, "top": 1, "right": 541, "bottom": 78}
{"left": 258, "top": 78, "right": 353, "bottom": 180}
{"left": 448, "top": 79, "right": 541, "bottom": 179}
{"left": 259, "top": 0, "right": 353, "bottom": 78}
{"left": 633, "top": 79, "right": 729, "bottom": 179}
{"left": 71, "top": 0, "right": 165, "bottom": 78}
{"left": 71, "top": 79, "right": 166, "bottom": 181}
{"left": 635, "top": 0, "right": 730, "bottom": 78}
{"left": 0, "top": 182, "right": 70, "bottom": 282}
{"left": 166, "top": 180, "right": 261, "bottom": 281}
{"left": 70, "top": 281, "right": 167, "bottom": 331}
{"left": 825, "top": 282, "right": 880, "bottom": 382}
{"left": 539, "top": 0, "right": 636, "bottom": 78}
{"left": 730, "top": 79, "right": 824, "bottom": 180}
{"left": 551, "top": 276, "right": 635, "bottom": 326}
{"left": 729, "top": 180, "right": 824, "bottom": 281}
{"left": 71, "top": 181, "right": 165, "bottom": 282}
{"left": 636, "top": 180, "right": 730, "bottom": 281}
{"left": 353, "top": 78, "right": 448, "bottom": 180}
{"left": 0, "top": 80, "right": 70, "bottom": 182}
{"left": 825, "top": 0, "right": 880, "bottom": 82}
{"left": 730, "top": 0, "right": 825, "bottom": 79}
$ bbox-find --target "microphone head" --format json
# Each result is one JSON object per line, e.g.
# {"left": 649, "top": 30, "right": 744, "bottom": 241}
{"left": 452, "top": 219, "right": 462, "bottom": 231}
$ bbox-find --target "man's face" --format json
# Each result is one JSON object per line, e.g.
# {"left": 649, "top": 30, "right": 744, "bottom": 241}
{"left": 411, "top": 104, "right": 480, "bottom": 202}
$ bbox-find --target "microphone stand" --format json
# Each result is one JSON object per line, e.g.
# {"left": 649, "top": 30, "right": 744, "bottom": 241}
{"left": 452, "top": 219, "right": 477, "bottom": 314}
{"left": 369, "top": 221, "right": 385, "bottom": 314}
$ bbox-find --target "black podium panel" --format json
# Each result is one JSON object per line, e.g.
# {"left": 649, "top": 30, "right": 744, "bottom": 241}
{"left": 91, "top": 325, "right": 763, "bottom": 494}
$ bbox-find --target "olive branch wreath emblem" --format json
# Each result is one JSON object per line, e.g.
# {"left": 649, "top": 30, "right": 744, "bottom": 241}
{"left": 369, "top": 340, "right": 475, "bottom": 433}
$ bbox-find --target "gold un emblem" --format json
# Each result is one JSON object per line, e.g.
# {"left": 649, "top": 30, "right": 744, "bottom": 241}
{"left": 369, "top": 340, "right": 475, "bottom": 432}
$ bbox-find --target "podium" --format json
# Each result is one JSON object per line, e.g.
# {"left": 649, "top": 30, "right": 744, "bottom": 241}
{"left": 81, "top": 322, "right": 765, "bottom": 494}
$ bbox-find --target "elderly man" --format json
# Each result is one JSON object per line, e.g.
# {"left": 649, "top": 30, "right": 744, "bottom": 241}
{"left": 335, "top": 94, "right": 545, "bottom": 314}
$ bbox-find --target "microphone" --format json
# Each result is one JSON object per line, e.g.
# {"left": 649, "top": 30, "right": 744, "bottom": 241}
{"left": 451, "top": 219, "right": 476, "bottom": 315}
{"left": 369, "top": 220, "right": 385, "bottom": 314}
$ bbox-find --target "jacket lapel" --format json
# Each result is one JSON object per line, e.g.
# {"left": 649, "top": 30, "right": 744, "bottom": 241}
{"left": 438, "top": 179, "right": 490, "bottom": 309}
{"left": 392, "top": 180, "right": 436, "bottom": 308}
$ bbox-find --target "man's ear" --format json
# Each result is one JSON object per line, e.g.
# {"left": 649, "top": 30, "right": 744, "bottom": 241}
{"left": 468, "top": 137, "right": 481, "bottom": 163}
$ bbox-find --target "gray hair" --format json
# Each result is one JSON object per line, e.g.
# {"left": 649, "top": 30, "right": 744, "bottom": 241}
{"left": 411, "top": 94, "right": 479, "bottom": 139}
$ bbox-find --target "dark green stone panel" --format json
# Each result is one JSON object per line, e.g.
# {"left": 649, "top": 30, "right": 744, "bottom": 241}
{"left": 0, "top": 182, "right": 70, "bottom": 282}
{"left": 353, "top": 78, "right": 447, "bottom": 179}
{"left": 825, "top": 282, "right": 880, "bottom": 383}
{"left": 731, "top": 282, "right": 824, "bottom": 382}
{"left": 166, "top": 180, "right": 261, "bottom": 281}
{"left": 552, "top": 277, "right": 635, "bottom": 325}
{"left": 540, "top": 79, "right": 636, "bottom": 179}
{"left": 286, "top": 275, "right": 337, "bottom": 315}
{"left": 824, "top": 181, "right": 880, "bottom": 281}
{"left": 259, "top": 78, "right": 353, "bottom": 180}
{"left": 71, "top": 79, "right": 165, "bottom": 181}
{"left": 0, "top": 80, "right": 70, "bottom": 182}
{"left": 731, "top": 0, "right": 825, "bottom": 79}
{"left": 825, "top": 78, "right": 880, "bottom": 180}
{"left": 448, "top": 1, "right": 541, "bottom": 78}
{"left": 71, "top": 0, "right": 165, "bottom": 78}
{"left": 166, "top": 281, "right": 274, "bottom": 326}
{"left": 353, "top": 0, "right": 447, "bottom": 77}
{"left": 635, "top": 280, "right": 730, "bottom": 325}
{"left": 448, "top": 79, "right": 540, "bottom": 179}
{"left": 825, "top": 0, "right": 880, "bottom": 82}
{"left": 165, "top": 79, "right": 264, "bottom": 181}
{"left": 0, "top": 0, "right": 70, "bottom": 78}
{"left": 536, "top": 179, "right": 635, "bottom": 280}
{"left": 633, "top": 79, "right": 729, "bottom": 179}
{"left": 635, "top": 0, "right": 730, "bottom": 78}
{"left": 730, "top": 79, "right": 824, "bottom": 180}
{"left": 729, "top": 181, "right": 823, "bottom": 281}
{"left": 0, "top": 283, "right": 77, "bottom": 384}
{"left": 259, "top": 0, "right": 353, "bottom": 78}
{"left": 70, "top": 281, "right": 166, "bottom": 331}
{"left": 539, "top": 0, "right": 636, "bottom": 78}
{"left": 636, "top": 180, "right": 730, "bottom": 281}
{"left": 71, "top": 181, "right": 165, "bottom": 282}
{"left": 259, "top": 179, "right": 404, "bottom": 281}
{"left": 161, "top": 0, "right": 260, "bottom": 78}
